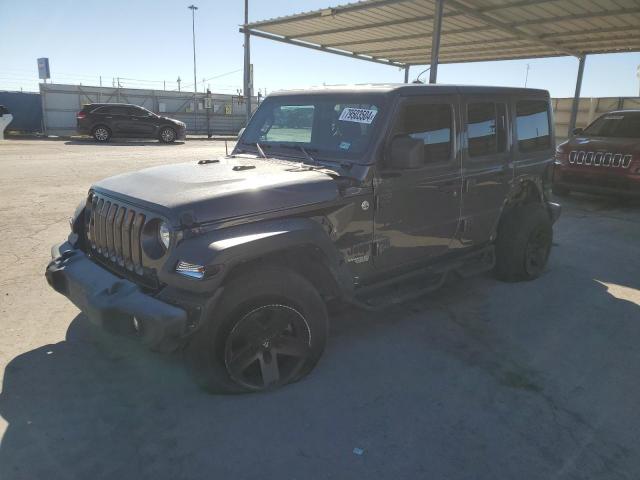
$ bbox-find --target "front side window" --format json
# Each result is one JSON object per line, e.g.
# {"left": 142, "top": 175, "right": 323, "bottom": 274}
{"left": 516, "top": 100, "right": 551, "bottom": 152}
{"left": 128, "top": 107, "right": 150, "bottom": 117}
{"left": 398, "top": 103, "right": 452, "bottom": 164}
{"left": 240, "top": 96, "right": 385, "bottom": 162}
{"left": 583, "top": 112, "right": 640, "bottom": 139}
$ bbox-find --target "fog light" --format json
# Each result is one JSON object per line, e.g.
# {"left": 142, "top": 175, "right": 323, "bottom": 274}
{"left": 176, "top": 261, "right": 206, "bottom": 279}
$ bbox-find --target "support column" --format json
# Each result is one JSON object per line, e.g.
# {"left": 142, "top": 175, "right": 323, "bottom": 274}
{"left": 404, "top": 65, "right": 410, "bottom": 83}
{"left": 243, "top": 0, "right": 252, "bottom": 123}
{"left": 429, "top": 0, "right": 444, "bottom": 84}
{"left": 568, "top": 54, "right": 586, "bottom": 137}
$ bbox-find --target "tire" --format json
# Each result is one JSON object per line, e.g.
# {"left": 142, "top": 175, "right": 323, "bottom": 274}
{"left": 159, "top": 126, "right": 177, "bottom": 143}
{"left": 186, "top": 266, "right": 328, "bottom": 394}
{"left": 495, "top": 203, "right": 553, "bottom": 282}
{"left": 552, "top": 184, "right": 570, "bottom": 196}
{"left": 92, "top": 125, "right": 111, "bottom": 142}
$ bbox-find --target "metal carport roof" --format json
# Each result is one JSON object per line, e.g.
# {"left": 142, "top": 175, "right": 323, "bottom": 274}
{"left": 242, "top": 0, "right": 640, "bottom": 67}
{"left": 239, "top": 0, "right": 640, "bottom": 134}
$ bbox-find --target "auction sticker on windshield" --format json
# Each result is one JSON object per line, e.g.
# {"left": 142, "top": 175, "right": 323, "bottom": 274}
{"left": 339, "top": 107, "right": 378, "bottom": 124}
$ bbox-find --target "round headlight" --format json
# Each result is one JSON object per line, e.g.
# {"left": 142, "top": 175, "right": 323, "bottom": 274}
{"left": 158, "top": 222, "right": 171, "bottom": 249}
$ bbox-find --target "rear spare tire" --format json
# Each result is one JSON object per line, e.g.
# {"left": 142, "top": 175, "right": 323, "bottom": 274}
{"left": 186, "top": 267, "right": 328, "bottom": 393}
{"left": 495, "top": 203, "right": 553, "bottom": 282}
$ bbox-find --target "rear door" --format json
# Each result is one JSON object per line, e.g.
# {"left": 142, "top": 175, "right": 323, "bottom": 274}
{"left": 458, "top": 97, "right": 512, "bottom": 248}
{"left": 373, "top": 95, "right": 462, "bottom": 272}
{"left": 105, "top": 106, "right": 130, "bottom": 135}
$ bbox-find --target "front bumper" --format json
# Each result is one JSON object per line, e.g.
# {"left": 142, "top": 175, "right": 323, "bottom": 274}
{"left": 45, "top": 241, "right": 188, "bottom": 351}
{"left": 553, "top": 167, "right": 640, "bottom": 198}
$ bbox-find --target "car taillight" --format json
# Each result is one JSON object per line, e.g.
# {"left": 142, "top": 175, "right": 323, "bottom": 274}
{"left": 76, "top": 111, "right": 87, "bottom": 119}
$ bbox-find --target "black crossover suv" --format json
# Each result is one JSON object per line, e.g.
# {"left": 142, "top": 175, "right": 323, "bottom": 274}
{"left": 76, "top": 103, "right": 186, "bottom": 143}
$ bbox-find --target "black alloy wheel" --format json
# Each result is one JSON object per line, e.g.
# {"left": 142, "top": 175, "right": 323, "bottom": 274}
{"left": 186, "top": 266, "right": 328, "bottom": 394}
{"left": 224, "top": 304, "right": 312, "bottom": 390}
{"left": 159, "top": 127, "right": 176, "bottom": 143}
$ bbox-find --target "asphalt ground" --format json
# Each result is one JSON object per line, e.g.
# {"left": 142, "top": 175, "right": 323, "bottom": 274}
{"left": 0, "top": 138, "right": 638, "bottom": 479}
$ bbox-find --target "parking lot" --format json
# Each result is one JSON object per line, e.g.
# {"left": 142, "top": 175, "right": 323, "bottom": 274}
{"left": 0, "top": 138, "right": 639, "bottom": 479}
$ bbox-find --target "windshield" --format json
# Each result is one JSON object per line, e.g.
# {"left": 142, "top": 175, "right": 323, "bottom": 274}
{"left": 238, "top": 95, "right": 386, "bottom": 163}
{"left": 583, "top": 112, "right": 640, "bottom": 138}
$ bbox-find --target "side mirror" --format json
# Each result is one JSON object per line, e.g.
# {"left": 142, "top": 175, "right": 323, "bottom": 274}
{"left": 572, "top": 127, "right": 584, "bottom": 135}
{"left": 389, "top": 135, "right": 424, "bottom": 169}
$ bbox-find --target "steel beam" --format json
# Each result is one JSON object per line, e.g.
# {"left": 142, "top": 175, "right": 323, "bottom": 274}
{"left": 404, "top": 65, "right": 410, "bottom": 83}
{"left": 243, "top": 0, "right": 252, "bottom": 122}
{"left": 429, "top": 0, "right": 444, "bottom": 84}
{"left": 240, "top": 27, "right": 406, "bottom": 68}
{"left": 568, "top": 55, "right": 586, "bottom": 137}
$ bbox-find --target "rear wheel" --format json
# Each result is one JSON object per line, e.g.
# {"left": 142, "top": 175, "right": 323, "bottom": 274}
{"left": 495, "top": 203, "right": 553, "bottom": 282}
{"left": 159, "top": 126, "right": 177, "bottom": 143}
{"left": 186, "top": 267, "right": 328, "bottom": 393}
{"left": 92, "top": 125, "right": 111, "bottom": 142}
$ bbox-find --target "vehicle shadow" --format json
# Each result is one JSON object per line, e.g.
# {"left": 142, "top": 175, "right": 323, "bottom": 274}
{"left": 1, "top": 268, "right": 639, "bottom": 479}
{"left": 64, "top": 139, "right": 185, "bottom": 146}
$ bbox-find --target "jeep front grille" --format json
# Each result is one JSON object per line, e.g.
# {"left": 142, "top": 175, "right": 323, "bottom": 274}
{"left": 86, "top": 194, "right": 146, "bottom": 275}
{"left": 569, "top": 150, "right": 632, "bottom": 168}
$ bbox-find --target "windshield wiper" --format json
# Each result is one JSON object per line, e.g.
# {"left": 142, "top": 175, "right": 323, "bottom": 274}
{"left": 298, "top": 145, "right": 318, "bottom": 166}
{"left": 239, "top": 141, "right": 268, "bottom": 158}
{"left": 276, "top": 143, "right": 321, "bottom": 166}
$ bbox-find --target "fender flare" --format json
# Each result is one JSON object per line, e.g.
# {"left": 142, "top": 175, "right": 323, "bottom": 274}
{"left": 164, "top": 217, "right": 353, "bottom": 295}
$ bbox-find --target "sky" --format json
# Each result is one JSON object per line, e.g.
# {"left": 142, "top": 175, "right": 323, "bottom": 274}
{"left": 1, "top": 0, "right": 639, "bottom": 98}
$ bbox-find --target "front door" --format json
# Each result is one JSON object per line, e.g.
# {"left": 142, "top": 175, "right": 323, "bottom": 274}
{"left": 373, "top": 95, "right": 462, "bottom": 273}
{"left": 457, "top": 97, "right": 512, "bottom": 248}
{"left": 122, "top": 106, "right": 156, "bottom": 136}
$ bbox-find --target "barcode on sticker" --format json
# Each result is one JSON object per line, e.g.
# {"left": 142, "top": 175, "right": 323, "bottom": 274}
{"left": 339, "top": 108, "right": 378, "bottom": 124}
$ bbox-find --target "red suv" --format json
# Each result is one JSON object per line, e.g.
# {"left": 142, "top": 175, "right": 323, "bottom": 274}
{"left": 553, "top": 110, "right": 640, "bottom": 197}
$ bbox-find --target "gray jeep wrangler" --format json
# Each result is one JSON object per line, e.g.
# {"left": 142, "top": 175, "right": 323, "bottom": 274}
{"left": 46, "top": 85, "right": 561, "bottom": 393}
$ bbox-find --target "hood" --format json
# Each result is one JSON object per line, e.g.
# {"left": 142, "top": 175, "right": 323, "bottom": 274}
{"left": 558, "top": 136, "right": 640, "bottom": 155}
{"left": 92, "top": 156, "right": 340, "bottom": 226}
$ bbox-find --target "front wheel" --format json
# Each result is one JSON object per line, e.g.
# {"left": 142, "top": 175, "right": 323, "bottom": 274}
{"left": 159, "top": 126, "right": 177, "bottom": 143}
{"left": 495, "top": 203, "right": 553, "bottom": 282}
{"left": 186, "top": 267, "right": 328, "bottom": 393}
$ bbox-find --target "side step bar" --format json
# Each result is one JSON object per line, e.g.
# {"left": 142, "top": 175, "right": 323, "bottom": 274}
{"left": 346, "top": 245, "right": 495, "bottom": 311}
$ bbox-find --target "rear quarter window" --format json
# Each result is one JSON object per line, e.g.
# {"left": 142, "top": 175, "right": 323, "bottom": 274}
{"left": 516, "top": 100, "right": 551, "bottom": 153}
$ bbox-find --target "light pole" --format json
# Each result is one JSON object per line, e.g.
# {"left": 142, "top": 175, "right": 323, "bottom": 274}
{"left": 243, "top": 0, "right": 252, "bottom": 123}
{"left": 188, "top": 4, "right": 198, "bottom": 133}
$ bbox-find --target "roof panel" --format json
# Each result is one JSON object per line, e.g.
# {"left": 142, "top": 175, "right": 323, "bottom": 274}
{"left": 244, "top": 0, "right": 640, "bottom": 66}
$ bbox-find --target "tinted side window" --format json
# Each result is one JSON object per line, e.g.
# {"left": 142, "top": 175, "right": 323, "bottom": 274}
{"left": 97, "top": 106, "right": 125, "bottom": 115}
{"left": 400, "top": 103, "right": 452, "bottom": 164}
{"left": 516, "top": 100, "right": 550, "bottom": 152}
{"left": 128, "top": 107, "right": 151, "bottom": 117}
{"left": 468, "top": 102, "right": 496, "bottom": 157}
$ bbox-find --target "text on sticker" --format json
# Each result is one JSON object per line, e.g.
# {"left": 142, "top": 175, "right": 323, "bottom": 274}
{"left": 339, "top": 108, "right": 378, "bottom": 124}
